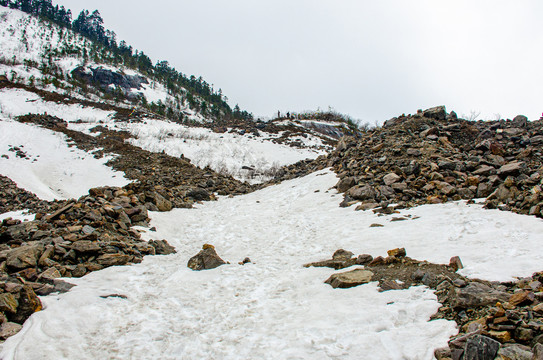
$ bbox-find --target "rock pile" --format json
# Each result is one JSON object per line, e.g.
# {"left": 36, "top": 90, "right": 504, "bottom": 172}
{"left": 328, "top": 106, "right": 543, "bottom": 218}
{"left": 0, "top": 185, "right": 177, "bottom": 338}
{"left": 17, "top": 114, "right": 256, "bottom": 208}
{"left": 0, "top": 175, "right": 54, "bottom": 214}
{"left": 308, "top": 248, "right": 543, "bottom": 359}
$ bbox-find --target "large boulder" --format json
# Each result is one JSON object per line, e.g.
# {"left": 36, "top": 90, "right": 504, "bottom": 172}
{"left": 6, "top": 243, "right": 44, "bottom": 270}
{"left": 187, "top": 245, "right": 226, "bottom": 271}
{"left": 423, "top": 106, "right": 447, "bottom": 121}
{"left": 325, "top": 269, "right": 373, "bottom": 289}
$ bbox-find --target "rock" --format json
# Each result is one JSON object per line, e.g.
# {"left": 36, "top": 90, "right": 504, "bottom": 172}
{"left": 497, "top": 344, "right": 533, "bottom": 360}
{"left": 512, "top": 115, "right": 528, "bottom": 128}
{"left": 238, "top": 257, "right": 251, "bottom": 265}
{"left": 71, "top": 240, "right": 102, "bottom": 253}
{"left": 489, "top": 330, "right": 511, "bottom": 343}
{"left": 332, "top": 249, "right": 354, "bottom": 261}
{"left": 37, "top": 267, "right": 61, "bottom": 282}
{"left": 383, "top": 173, "right": 401, "bottom": 186}
{"left": 324, "top": 269, "right": 374, "bottom": 289}
{"left": 187, "top": 188, "right": 210, "bottom": 201}
{"left": 10, "top": 285, "right": 42, "bottom": 324}
{"left": 508, "top": 291, "right": 532, "bottom": 307}
{"left": 187, "top": 245, "right": 226, "bottom": 271}
{"left": 149, "top": 191, "right": 172, "bottom": 212}
{"left": 81, "top": 225, "right": 96, "bottom": 235}
{"left": 336, "top": 177, "right": 356, "bottom": 193}
{"left": 0, "top": 322, "right": 22, "bottom": 340}
{"left": 0, "top": 293, "right": 18, "bottom": 314}
{"left": 423, "top": 106, "right": 447, "bottom": 121}
{"left": 449, "top": 256, "right": 464, "bottom": 271}
{"left": 148, "top": 240, "right": 176, "bottom": 255}
{"left": 464, "top": 335, "right": 500, "bottom": 360}
{"left": 348, "top": 185, "right": 377, "bottom": 201}
{"left": 533, "top": 344, "right": 543, "bottom": 360}
{"left": 387, "top": 248, "right": 406, "bottom": 258}
{"left": 448, "top": 282, "right": 510, "bottom": 309}
{"left": 96, "top": 254, "right": 131, "bottom": 266}
{"left": 498, "top": 162, "right": 525, "bottom": 177}
{"left": 6, "top": 243, "right": 44, "bottom": 270}
{"left": 380, "top": 280, "right": 403, "bottom": 291}
{"left": 355, "top": 254, "right": 373, "bottom": 265}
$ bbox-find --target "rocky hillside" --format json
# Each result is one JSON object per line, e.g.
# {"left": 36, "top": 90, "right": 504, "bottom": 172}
{"left": 328, "top": 106, "right": 543, "bottom": 218}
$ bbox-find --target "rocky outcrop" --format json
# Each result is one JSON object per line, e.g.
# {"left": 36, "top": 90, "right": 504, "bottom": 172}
{"left": 71, "top": 66, "right": 149, "bottom": 100}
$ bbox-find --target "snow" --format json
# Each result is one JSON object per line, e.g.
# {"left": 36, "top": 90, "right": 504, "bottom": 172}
{"left": 0, "top": 88, "right": 115, "bottom": 126}
{"left": 0, "top": 210, "right": 34, "bottom": 222}
{"left": 3, "top": 170, "right": 543, "bottom": 359}
{"left": 119, "top": 118, "right": 325, "bottom": 182}
{"left": 0, "top": 118, "right": 130, "bottom": 201}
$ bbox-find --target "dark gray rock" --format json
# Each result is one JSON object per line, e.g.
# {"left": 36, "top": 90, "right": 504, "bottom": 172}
{"left": 464, "top": 335, "right": 500, "bottom": 360}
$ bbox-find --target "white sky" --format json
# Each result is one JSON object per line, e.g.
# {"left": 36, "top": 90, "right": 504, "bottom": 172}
{"left": 55, "top": 0, "right": 542, "bottom": 123}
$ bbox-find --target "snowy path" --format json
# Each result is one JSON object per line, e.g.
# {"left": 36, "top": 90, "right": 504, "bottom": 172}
{"left": 3, "top": 170, "right": 543, "bottom": 359}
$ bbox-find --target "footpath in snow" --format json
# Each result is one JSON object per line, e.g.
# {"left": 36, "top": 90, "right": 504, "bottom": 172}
{"left": 2, "top": 170, "right": 543, "bottom": 359}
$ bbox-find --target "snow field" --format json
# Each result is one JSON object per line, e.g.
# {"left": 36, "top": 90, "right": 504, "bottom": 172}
{"left": 121, "top": 119, "right": 326, "bottom": 183}
{"left": 0, "top": 118, "right": 130, "bottom": 200}
{"left": 4, "top": 170, "right": 543, "bottom": 359}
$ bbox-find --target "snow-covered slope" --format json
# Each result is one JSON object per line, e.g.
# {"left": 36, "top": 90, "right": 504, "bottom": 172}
{"left": 3, "top": 170, "right": 543, "bottom": 359}
{"left": 0, "top": 7, "right": 209, "bottom": 123}
{"left": 0, "top": 117, "right": 129, "bottom": 200}
{"left": 0, "top": 86, "right": 327, "bottom": 183}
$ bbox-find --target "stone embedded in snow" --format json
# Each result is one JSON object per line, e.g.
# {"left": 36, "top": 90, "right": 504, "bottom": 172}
{"left": 387, "top": 248, "right": 406, "bottom": 258}
{"left": 10, "top": 285, "right": 42, "bottom": 324}
{"left": 449, "top": 256, "right": 464, "bottom": 272}
{"left": 0, "top": 322, "right": 22, "bottom": 340}
{"left": 383, "top": 173, "right": 401, "bottom": 186}
{"left": 187, "top": 188, "right": 211, "bottom": 202}
{"left": 325, "top": 269, "right": 374, "bottom": 289}
{"left": 148, "top": 240, "right": 176, "bottom": 255}
{"left": 187, "top": 244, "right": 226, "bottom": 271}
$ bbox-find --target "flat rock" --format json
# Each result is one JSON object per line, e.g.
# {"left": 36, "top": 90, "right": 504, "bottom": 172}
{"left": 0, "top": 322, "right": 22, "bottom": 340}
{"left": 325, "top": 269, "right": 374, "bottom": 289}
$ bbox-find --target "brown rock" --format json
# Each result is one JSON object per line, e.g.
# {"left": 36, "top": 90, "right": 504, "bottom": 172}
{"left": 449, "top": 256, "right": 464, "bottom": 272}
{"left": 387, "top": 248, "right": 406, "bottom": 258}
{"left": 96, "top": 254, "right": 132, "bottom": 266}
{"left": 187, "top": 245, "right": 226, "bottom": 271}
{"left": 0, "top": 322, "right": 22, "bottom": 340}
{"left": 508, "top": 291, "right": 532, "bottom": 307}
{"left": 324, "top": 269, "right": 374, "bottom": 289}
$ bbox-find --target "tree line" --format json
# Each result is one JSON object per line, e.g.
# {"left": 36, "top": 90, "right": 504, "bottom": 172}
{"left": 0, "top": 0, "right": 253, "bottom": 122}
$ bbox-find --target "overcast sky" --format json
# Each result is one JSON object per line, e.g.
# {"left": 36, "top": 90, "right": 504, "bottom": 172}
{"left": 55, "top": 0, "right": 542, "bottom": 124}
